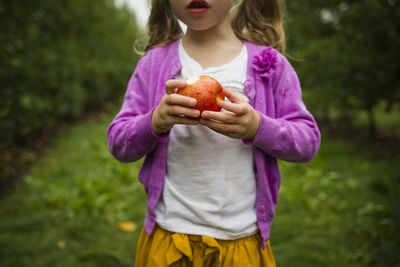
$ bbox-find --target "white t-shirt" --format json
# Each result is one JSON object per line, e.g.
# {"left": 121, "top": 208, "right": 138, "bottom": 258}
{"left": 155, "top": 40, "right": 258, "bottom": 240}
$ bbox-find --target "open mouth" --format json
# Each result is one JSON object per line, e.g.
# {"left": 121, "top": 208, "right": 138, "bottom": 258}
{"left": 186, "top": 0, "right": 210, "bottom": 13}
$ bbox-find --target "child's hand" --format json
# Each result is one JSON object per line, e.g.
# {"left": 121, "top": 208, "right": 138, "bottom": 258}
{"left": 151, "top": 79, "right": 201, "bottom": 135}
{"left": 200, "top": 88, "right": 260, "bottom": 140}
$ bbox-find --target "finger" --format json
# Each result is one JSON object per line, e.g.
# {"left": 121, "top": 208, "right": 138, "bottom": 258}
{"left": 172, "top": 116, "right": 200, "bottom": 126}
{"left": 165, "top": 93, "right": 197, "bottom": 108}
{"left": 165, "top": 80, "right": 186, "bottom": 94}
{"left": 200, "top": 118, "right": 237, "bottom": 133}
{"left": 223, "top": 88, "right": 246, "bottom": 104}
{"left": 167, "top": 105, "right": 200, "bottom": 118}
{"left": 201, "top": 110, "right": 238, "bottom": 124}
{"left": 218, "top": 101, "right": 248, "bottom": 115}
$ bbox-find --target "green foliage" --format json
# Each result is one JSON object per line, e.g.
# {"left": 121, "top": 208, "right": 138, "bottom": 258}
{"left": 285, "top": 0, "right": 400, "bottom": 132}
{"left": 0, "top": 114, "right": 146, "bottom": 266}
{"left": 1, "top": 112, "right": 399, "bottom": 266}
{"left": 0, "top": 0, "right": 140, "bottom": 149}
{"left": 273, "top": 137, "right": 400, "bottom": 266}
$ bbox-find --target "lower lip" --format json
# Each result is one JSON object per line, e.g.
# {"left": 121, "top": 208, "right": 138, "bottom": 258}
{"left": 187, "top": 8, "right": 209, "bottom": 15}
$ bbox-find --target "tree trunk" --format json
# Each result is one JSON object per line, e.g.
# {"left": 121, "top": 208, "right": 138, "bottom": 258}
{"left": 322, "top": 103, "right": 331, "bottom": 124}
{"left": 367, "top": 105, "right": 377, "bottom": 139}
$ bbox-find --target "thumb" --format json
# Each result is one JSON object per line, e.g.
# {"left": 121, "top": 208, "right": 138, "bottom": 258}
{"left": 165, "top": 79, "right": 186, "bottom": 94}
{"left": 222, "top": 88, "right": 246, "bottom": 104}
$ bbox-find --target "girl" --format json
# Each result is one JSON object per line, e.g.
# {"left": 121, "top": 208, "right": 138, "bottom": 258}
{"left": 107, "top": 0, "right": 321, "bottom": 266}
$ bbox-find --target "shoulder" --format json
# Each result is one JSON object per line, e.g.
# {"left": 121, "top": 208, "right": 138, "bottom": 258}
{"left": 131, "top": 39, "right": 181, "bottom": 86}
{"left": 244, "top": 41, "right": 300, "bottom": 92}
{"left": 244, "top": 41, "right": 290, "bottom": 72}
{"left": 140, "top": 39, "right": 180, "bottom": 64}
{"left": 134, "top": 39, "right": 180, "bottom": 77}
{"left": 244, "top": 41, "right": 291, "bottom": 85}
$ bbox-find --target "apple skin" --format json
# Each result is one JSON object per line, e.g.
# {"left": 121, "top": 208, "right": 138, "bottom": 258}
{"left": 177, "top": 75, "right": 224, "bottom": 113}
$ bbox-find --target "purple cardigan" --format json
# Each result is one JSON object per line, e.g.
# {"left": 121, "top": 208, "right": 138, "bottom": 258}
{"left": 107, "top": 39, "right": 321, "bottom": 248}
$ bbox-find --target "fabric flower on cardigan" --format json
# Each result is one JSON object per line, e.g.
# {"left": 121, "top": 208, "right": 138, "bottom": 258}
{"left": 252, "top": 47, "right": 278, "bottom": 81}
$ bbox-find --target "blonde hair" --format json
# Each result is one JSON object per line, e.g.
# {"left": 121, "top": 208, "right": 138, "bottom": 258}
{"left": 144, "top": 0, "right": 286, "bottom": 54}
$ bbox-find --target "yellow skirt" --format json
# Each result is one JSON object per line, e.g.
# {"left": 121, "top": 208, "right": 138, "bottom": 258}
{"left": 134, "top": 225, "right": 276, "bottom": 267}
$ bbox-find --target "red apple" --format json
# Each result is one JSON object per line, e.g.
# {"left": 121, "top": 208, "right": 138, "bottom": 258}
{"left": 177, "top": 75, "right": 224, "bottom": 113}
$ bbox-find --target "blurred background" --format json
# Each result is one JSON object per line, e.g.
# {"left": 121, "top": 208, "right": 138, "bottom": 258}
{"left": 0, "top": 0, "right": 399, "bottom": 266}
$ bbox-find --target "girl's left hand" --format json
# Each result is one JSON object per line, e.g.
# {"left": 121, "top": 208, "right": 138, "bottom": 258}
{"left": 200, "top": 88, "right": 260, "bottom": 140}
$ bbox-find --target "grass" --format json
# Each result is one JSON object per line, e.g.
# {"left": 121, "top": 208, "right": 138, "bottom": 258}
{"left": 0, "top": 113, "right": 146, "bottom": 267}
{"left": 272, "top": 137, "right": 400, "bottom": 266}
{"left": 0, "top": 112, "right": 399, "bottom": 266}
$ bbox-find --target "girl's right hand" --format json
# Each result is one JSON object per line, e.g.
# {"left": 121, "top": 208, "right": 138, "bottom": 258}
{"left": 151, "top": 79, "right": 201, "bottom": 135}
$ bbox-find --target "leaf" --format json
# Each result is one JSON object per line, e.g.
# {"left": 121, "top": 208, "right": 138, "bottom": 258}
{"left": 118, "top": 221, "right": 137, "bottom": 232}
{"left": 57, "top": 240, "right": 66, "bottom": 250}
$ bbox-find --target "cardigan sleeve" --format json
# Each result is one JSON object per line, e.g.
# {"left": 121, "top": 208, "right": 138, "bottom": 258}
{"left": 107, "top": 55, "right": 168, "bottom": 163}
{"left": 250, "top": 55, "right": 321, "bottom": 162}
